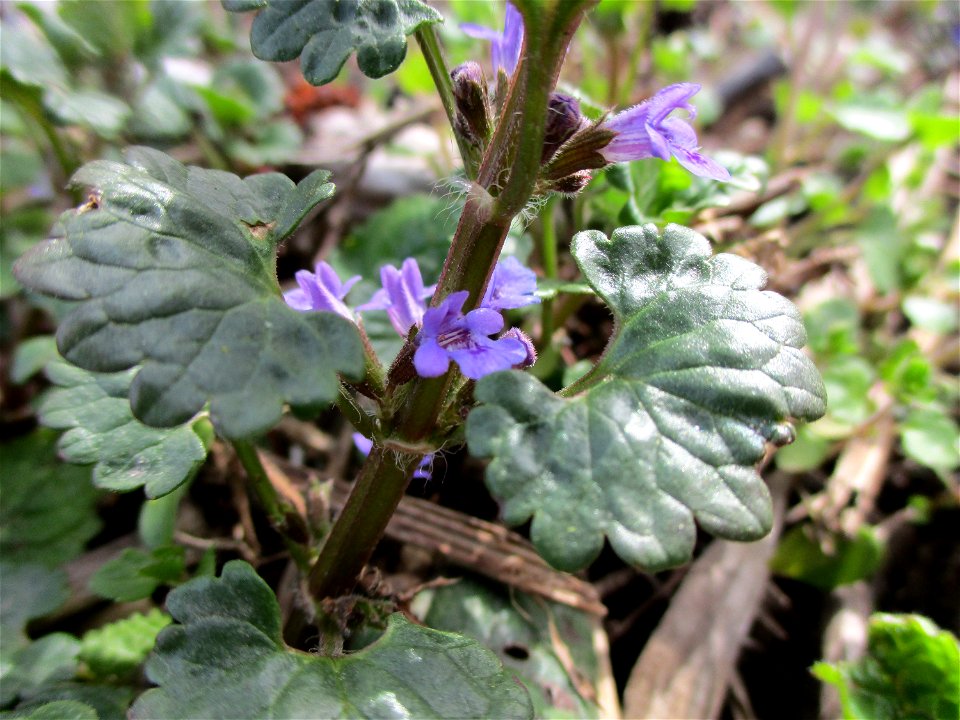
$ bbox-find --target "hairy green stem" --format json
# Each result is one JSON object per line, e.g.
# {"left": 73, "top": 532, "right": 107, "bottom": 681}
{"left": 232, "top": 440, "right": 311, "bottom": 569}
{"left": 415, "top": 25, "right": 481, "bottom": 179}
{"left": 335, "top": 387, "right": 379, "bottom": 440}
{"left": 558, "top": 359, "right": 606, "bottom": 397}
{"left": 307, "top": 444, "right": 420, "bottom": 600}
{"left": 539, "top": 195, "right": 559, "bottom": 348}
{"left": 306, "top": 0, "right": 597, "bottom": 602}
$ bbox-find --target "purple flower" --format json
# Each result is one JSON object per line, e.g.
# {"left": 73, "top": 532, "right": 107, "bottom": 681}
{"left": 600, "top": 83, "right": 731, "bottom": 182}
{"left": 482, "top": 256, "right": 540, "bottom": 311}
{"left": 461, "top": 2, "right": 523, "bottom": 77}
{"left": 284, "top": 261, "right": 360, "bottom": 319}
{"left": 357, "top": 258, "right": 436, "bottom": 337}
{"left": 352, "top": 433, "right": 433, "bottom": 481}
{"left": 414, "top": 291, "right": 527, "bottom": 380}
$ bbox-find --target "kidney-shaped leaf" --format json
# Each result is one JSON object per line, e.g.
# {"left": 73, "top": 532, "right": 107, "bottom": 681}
{"left": 14, "top": 147, "right": 364, "bottom": 439}
{"left": 131, "top": 561, "right": 532, "bottom": 719}
{"left": 468, "top": 224, "right": 826, "bottom": 572}
{"left": 224, "top": 0, "right": 442, "bottom": 86}
{"left": 39, "top": 355, "right": 211, "bottom": 498}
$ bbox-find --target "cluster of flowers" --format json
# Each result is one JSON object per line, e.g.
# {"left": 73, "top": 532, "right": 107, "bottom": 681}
{"left": 284, "top": 256, "right": 539, "bottom": 381}
{"left": 287, "top": 255, "right": 540, "bottom": 482}
{"left": 458, "top": 2, "right": 731, "bottom": 187}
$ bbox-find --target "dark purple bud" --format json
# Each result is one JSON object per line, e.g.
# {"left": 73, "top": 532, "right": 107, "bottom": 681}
{"left": 542, "top": 93, "right": 585, "bottom": 163}
{"left": 546, "top": 170, "right": 593, "bottom": 196}
{"left": 451, "top": 61, "right": 491, "bottom": 148}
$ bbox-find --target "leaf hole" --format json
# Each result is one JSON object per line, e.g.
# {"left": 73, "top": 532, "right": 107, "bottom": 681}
{"left": 502, "top": 644, "right": 529, "bottom": 660}
{"left": 78, "top": 191, "right": 102, "bottom": 213}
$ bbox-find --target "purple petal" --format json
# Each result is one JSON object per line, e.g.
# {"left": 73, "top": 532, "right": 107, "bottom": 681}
{"left": 646, "top": 83, "right": 700, "bottom": 125}
{"left": 462, "top": 3, "right": 524, "bottom": 77}
{"left": 413, "top": 454, "right": 434, "bottom": 481}
{"left": 482, "top": 256, "right": 540, "bottom": 310}
{"left": 465, "top": 307, "right": 505, "bottom": 335}
{"left": 360, "top": 259, "right": 433, "bottom": 337}
{"left": 352, "top": 433, "right": 373, "bottom": 455}
{"left": 460, "top": 22, "right": 501, "bottom": 40}
{"left": 285, "top": 265, "right": 354, "bottom": 319}
{"left": 672, "top": 147, "right": 732, "bottom": 182}
{"left": 449, "top": 336, "right": 526, "bottom": 379}
{"left": 599, "top": 136, "right": 656, "bottom": 163}
{"left": 602, "top": 102, "right": 650, "bottom": 135}
{"left": 499, "top": 2, "right": 524, "bottom": 75}
{"left": 645, "top": 123, "right": 673, "bottom": 162}
{"left": 283, "top": 287, "right": 312, "bottom": 311}
{"left": 414, "top": 338, "right": 451, "bottom": 377}
{"left": 356, "top": 287, "right": 389, "bottom": 312}
{"left": 659, "top": 116, "right": 698, "bottom": 150}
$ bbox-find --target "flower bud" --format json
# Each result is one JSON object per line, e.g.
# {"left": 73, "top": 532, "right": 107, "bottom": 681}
{"left": 541, "top": 93, "right": 586, "bottom": 163}
{"left": 450, "top": 62, "right": 492, "bottom": 148}
{"left": 540, "top": 120, "right": 616, "bottom": 182}
{"left": 502, "top": 328, "right": 537, "bottom": 368}
{"left": 544, "top": 170, "right": 593, "bottom": 196}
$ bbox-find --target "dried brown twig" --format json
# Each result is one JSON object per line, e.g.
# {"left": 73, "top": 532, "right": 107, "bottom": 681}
{"left": 258, "top": 451, "right": 607, "bottom": 617}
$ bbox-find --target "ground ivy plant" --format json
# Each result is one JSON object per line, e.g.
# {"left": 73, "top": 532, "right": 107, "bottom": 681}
{"left": 12, "top": 0, "right": 826, "bottom": 716}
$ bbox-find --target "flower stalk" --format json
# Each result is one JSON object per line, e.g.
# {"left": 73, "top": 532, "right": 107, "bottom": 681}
{"left": 305, "top": 0, "right": 598, "bottom": 603}
{"left": 416, "top": 25, "right": 482, "bottom": 179}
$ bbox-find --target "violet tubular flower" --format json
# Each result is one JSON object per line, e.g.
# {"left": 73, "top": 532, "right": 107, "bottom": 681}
{"left": 482, "top": 256, "right": 541, "bottom": 311}
{"left": 460, "top": 2, "right": 523, "bottom": 77}
{"left": 352, "top": 433, "right": 433, "bottom": 481}
{"left": 357, "top": 258, "right": 436, "bottom": 337}
{"left": 414, "top": 291, "right": 527, "bottom": 380}
{"left": 283, "top": 261, "right": 360, "bottom": 320}
{"left": 600, "top": 83, "right": 731, "bottom": 182}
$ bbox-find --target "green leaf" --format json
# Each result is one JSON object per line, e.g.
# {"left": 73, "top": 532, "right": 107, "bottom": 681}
{"left": 225, "top": 0, "right": 442, "bottom": 86}
{"left": 417, "top": 578, "right": 601, "bottom": 719}
{"left": 902, "top": 295, "right": 959, "bottom": 334}
{"left": 468, "top": 224, "right": 826, "bottom": 571}
{"left": 10, "top": 684, "right": 132, "bottom": 720}
{"left": 88, "top": 547, "right": 186, "bottom": 602}
{"left": 44, "top": 89, "right": 130, "bottom": 138}
{"left": 79, "top": 609, "right": 171, "bottom": 680}
{"left": 830, "top": 100, "right": 911, "bottom": 142}
{"left": 0, "top": 635, "right": 81, "bottom": 708}
{"left": 38, "top": 355, "right": 210, "bottom": 498}
{"left": 16, "top": 3, "right": 100, "bottom": 68}
{"left": 900, "top": 407, "right": 960, "bottom": 475}
{"left": 127, "top": 79, "right": 192, "bottom": 140}
{"left": 226, "top": 119, "right": 303, "bottom": 168}
{"left": 774, "top": 424, "right": 831, "bottom": 472}
{"left": 0, "top": 21, "right": 68, "bottom": 88}
{"left": 10, "top": 336, "right": 59, "bottom": 384}
{"left": 335, "top": 194, "right": 456, "bottom": 282}
{"left": 0, "top": 431, "right": 100, "bottom": 567}
{"left": 812, "top": 613, "right": 960, "bottom": 720}
{"left": 0, "top": 563, "right": 69, "bottom": 647}
{"left": 0, "top": 562, "right": 73, "bottom": 707}
{"left": 857, "top": 206, "right": 906, "bottom": 293}
{"left": 57, "top": 0, "right": 150, "bottom": 60}
{"left": 13, "top": 147, "right": 364, "bottom": 439}
{"left": 804, "top": 299, "right": 861, "bottom": 357}
{"left": 3, "top": 700, "right": 99, "bottom": 720}
{"left": 821, "top": 356, "right": 875, "bottom": 431}
{"left": 770, "top": 525, "right": 885, "bottom": 590}
{"left": 131, "top": 561, "right": 532, "bottom": 719}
